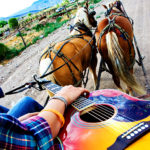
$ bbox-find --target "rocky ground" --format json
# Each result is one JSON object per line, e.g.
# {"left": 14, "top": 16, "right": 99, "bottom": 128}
{"left": 0, "top": 0, "right": 150, "bottom": 108}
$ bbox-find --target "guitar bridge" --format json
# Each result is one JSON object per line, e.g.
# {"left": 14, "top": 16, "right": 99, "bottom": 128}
{"left": 108, "top": 121, "right": 150, "bottom": 150}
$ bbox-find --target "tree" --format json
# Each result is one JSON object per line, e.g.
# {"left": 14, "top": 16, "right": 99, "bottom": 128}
{"left": 8, "top": 18, "right": 26, "bottom": 47}
{"left": 0, "top": 20, "right": 8, "bottom": 28}
{"left": 28, "top": 13, "right": 32, "bottom": 17}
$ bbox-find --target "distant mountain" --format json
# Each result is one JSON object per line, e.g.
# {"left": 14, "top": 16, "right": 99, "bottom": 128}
{"left": 0, "top": 0, "right": 62, "bottom": 21}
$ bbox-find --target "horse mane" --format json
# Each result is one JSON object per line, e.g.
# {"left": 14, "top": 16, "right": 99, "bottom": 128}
{"left": 74, "top": 22, "right": 93, "bottom": 37}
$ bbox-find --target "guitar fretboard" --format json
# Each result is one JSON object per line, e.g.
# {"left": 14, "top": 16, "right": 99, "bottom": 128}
{"left": 44, "top": 82, "right": 95, "bottom": 111}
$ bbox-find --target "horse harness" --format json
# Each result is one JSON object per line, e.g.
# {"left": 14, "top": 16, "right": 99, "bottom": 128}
{"left": 98, "top": 13, "right": 135, "bottom": 70}
{"left": 40, "top": 23, "right": 96, "bottom": 87}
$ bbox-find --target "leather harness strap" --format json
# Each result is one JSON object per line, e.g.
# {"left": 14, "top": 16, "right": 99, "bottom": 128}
{"left": 40, "top": 23, "right": 95, "bottom": 87}
{"left": 52, "top": 49, "right": 83, "bottom": 86}
{"left": 98, "top": 14, "right": 135, "bottom": 70}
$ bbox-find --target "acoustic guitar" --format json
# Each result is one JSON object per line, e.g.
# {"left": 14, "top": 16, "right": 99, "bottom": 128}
{"left": 44, "top": 82, "right": 150, "bottom": 150}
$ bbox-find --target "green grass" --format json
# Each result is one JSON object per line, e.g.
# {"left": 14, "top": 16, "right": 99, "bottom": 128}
{"left": 16, "top": 32, "right": 27, "bottom": 37}
{"left": 32, "top": 36, "right": 41, "bottom": 44}
{"left": 32, "top": 24, "right": 44, "bottom": 32}
{"left": 2, "top": 19, "right": 69, "bottom": 62}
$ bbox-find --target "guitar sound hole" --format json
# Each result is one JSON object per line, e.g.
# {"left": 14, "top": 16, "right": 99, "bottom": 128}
{"left": 80, "top": 104, "right": 115, "bottom": 123}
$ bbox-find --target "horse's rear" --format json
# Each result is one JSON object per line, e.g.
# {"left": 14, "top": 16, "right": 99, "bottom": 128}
{"left": 39, "top": 2, "right": 97, "bottom": 96}
{"left": 96, "top": 1, "right": 145, "bottom": 95}
{"left": 41, "top": 35, "right": 96, "bottom": 86}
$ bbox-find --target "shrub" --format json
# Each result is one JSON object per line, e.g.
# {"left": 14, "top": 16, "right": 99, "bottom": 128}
{"left": 0, "top": 20, "right": 8, "bottom": 28}
{"left": 16, "top": 32, "right": 27, "bottom": 37}
{"left": 0, "top": 43, "right": 10, "bottom": 60}
{"left": 25, "top": 28, "right": 30, "bottom": 31}
{"left": 28, "top": 13, "right": 32, "bottom": 17}
{"left": 56, "top": 16, "right": 62, "bottom": 23}
{"left": 49, "top": 12, "right": 59, "bottom": 18}
{"left": 93, "top": 0, "right": 102, "bottom": 4}
{"left": 32, "top": 36, "right": 40, "bottom": 44}
{"left": 43, "top": 27, "right": 55, "bottom": 37}
{"left": 32, "top": 24, "right": 44, "bottom": 32}
{"left": 89, "top": 5, "right": 95, "bottom": 9}
{"left": 96, "top": 15, "right": 101, "bottom": 19}
{"left": 8, "top": 18, "right": 18, "bottom": 29}
{"left": 5, "top": 47, "right": 20, "bottom": 59}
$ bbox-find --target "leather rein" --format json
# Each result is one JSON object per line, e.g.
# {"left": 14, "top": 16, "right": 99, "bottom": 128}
{"left": 98, "top": 10, "right": 135, "bottom": 70}
{"left": 39, "top": 22, "right": 96, "bottom": 87}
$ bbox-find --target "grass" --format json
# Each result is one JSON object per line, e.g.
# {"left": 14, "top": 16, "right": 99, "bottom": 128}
{"left": 0, "top": 19, "right": 69, "bottom": 62}
{"left": 0, "top": 1, "right": 91, "bottom": 63}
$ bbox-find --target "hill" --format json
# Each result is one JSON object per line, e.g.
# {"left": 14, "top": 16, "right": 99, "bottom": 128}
{"left": 0, "top": 0, "right": 62, "bottom": 21}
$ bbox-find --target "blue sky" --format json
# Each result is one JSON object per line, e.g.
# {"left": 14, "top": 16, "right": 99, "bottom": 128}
{"left": 0, "top": 0, "right": 37, "bottom": 17}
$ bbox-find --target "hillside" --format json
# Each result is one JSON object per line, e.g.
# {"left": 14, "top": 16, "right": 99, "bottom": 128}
{"left": 0, "top": 0, "right": 62, "bottom": 20}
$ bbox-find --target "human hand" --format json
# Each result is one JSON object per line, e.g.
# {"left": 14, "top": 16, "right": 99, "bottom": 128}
{"left": 55, "top": 85, "right": 89, "bottom": 105}
{"left": 18, "top": 112, "right": 39, "bottom": 121}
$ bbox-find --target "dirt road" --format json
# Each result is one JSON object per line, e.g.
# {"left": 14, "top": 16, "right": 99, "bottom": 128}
{"left": 0, "top": 0, "right": 150, "bottom": 108}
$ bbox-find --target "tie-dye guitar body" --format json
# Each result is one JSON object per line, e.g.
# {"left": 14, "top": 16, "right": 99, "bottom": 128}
{"left": 44, "top": 82, "right": 150, "bottom": 150}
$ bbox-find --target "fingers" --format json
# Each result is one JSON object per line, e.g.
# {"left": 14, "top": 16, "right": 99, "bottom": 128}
{"left": 55, "top": 85, "right": 89, "bottom": 105}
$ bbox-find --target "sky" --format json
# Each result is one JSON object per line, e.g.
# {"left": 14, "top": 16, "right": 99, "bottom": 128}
{"left": 0, "top": 0, "right": 38, "bottom": 18}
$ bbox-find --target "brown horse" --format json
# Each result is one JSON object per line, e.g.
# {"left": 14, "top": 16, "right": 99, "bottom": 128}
{"left": 95, "top": 1, "right": 145, "bottom": 95}
{"left": 39, "top": 2, "right": 97, "bottom": 96}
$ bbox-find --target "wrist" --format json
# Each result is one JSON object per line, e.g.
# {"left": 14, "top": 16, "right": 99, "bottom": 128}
{"left": 50, "top": 96, "right": 68, "bottom": 109}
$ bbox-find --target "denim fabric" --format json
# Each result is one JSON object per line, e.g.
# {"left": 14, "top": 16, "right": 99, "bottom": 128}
{"left": 0, "top": 96, "right": 43, "bottom": 118}
{"left": 0, "top": 105, "right": 9, "bottom": 113}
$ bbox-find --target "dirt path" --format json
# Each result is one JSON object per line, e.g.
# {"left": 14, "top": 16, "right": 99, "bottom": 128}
{"left": 0, "top": 0, "right": 150, "bottom": 108}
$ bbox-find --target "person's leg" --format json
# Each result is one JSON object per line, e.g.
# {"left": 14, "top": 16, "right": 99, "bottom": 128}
{"left": 7, "top": 96, "right": 44, "bottom": 118}
{"left": 0, "top": 105, "right": 9, "bottom": 113}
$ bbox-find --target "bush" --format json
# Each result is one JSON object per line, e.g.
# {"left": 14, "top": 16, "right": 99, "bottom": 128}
{"left": 43, "top": 27, "right": 55, "bottom": 37}
{"left": 56, "top": 16, "right": 62, "bottom": 23}
{"left": 32, "top": 36, "right": 40, "bottom": 44}
{"left": 93, "top": 0, "right": 102, "bottom": 4}
{"left": 5, "top": 48, "right": 21, "bottom": 59}
{"left": 8, "top": 18, "right": 18, "bottom": 29}
{"left": 25, "top": 28, "right": 30, "bottom": 31}
{"left": 89, "top": 5, "right": 95, "bottom": 9}
{"left": 28, "top": 13, "right": 32, "bottom": 17}
{"left": 0, "top": 43, "right": 10, "bottom": 60}
{"left": 32, "top": 24, "right": 44, "bottom": 32}
{"left": 0, "top": 20, "right": 8, "bottom": 28}
{"left": 16, "top": 32, "right": 27, "bottom": 37}
{"left": 96, "top": 15, "right": 101, "bottom": 19}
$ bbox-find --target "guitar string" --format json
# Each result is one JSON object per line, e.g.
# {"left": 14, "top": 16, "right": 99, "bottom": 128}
{"left": 94, "top": 105, "right": 136, "bottom": 130}
{"left": 75, "top": 100, "right": 137, "bottom": 132}
{"left": 48, "top": 84, "right": 137, "bottom": 132}
{"left": 50, "top": 84, "right": 137, "bottom": 126}
{"left": 74, "top": 96, "right": 137, "bottom": 123}
{"left": 98, "top": 105, "right": 136, "bottom": 122}
{"left": 84, "top": 111, "right": 123, "bottom": 133}
{"left": 86, "top": 107, "right": 126, "bottom": 133}
{"left": 83, "top": 102, "right": 136, "bottom": 123}
{"left": 83, "top": 107, "right": 137, "bottom": 134}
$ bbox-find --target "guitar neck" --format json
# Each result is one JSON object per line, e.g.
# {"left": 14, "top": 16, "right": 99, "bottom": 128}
{"left": 44, "top": 82, "right": 95, "bottom": 111}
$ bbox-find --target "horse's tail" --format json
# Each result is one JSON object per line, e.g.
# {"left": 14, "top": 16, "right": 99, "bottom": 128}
{"left": 106, "top": 32, "right": 146, "bottom": 95}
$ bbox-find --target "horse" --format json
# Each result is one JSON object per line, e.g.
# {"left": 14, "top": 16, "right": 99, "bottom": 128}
{"left": 95, "top": 0, "right": 146, "bottom": 95}
{"left": 39, "top": 2, "right": 98, "bottom": 96}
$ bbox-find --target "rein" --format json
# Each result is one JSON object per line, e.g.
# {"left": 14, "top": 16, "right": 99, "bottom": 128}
{"left": 39, "top": 22, "right": 96, "bottom": 87}
{"left": 98, "top": 14, "right": 135, "bottom": 70}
